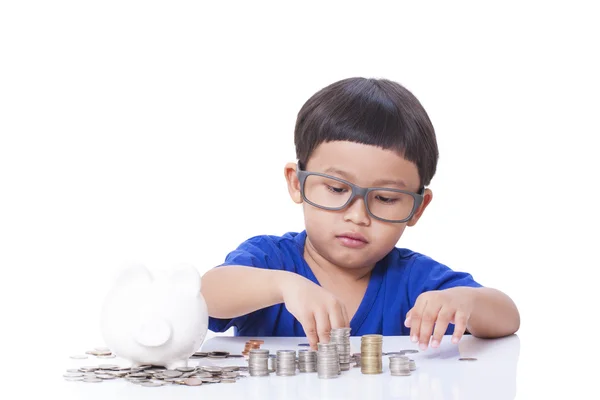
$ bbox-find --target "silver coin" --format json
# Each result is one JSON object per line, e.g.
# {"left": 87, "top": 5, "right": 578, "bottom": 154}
{"left": 176, "top": 366, "right": 196, "bottom": 372}
{"left": 400, "top": 349, "right": 419, "bottom": 355}
{"left": 140, "top": 381, "right": 165, "bottom": 387}
{"left": 66, "top": 369, "right": 82, "bottom": 373}
{"left": 82, "top": 378, "right": 103, "bottom": 383}
{"left": 162, "top": 370, "right": 183, "bottom": 378}
{"left": 94, "top": 347, "right": 111, "bottom": 352}
{"left": 200, "top": 366, "right": 223, "bottom": 374}
{"left": 98, "top": 364, "right": 120, "bottom": 370}
{"left": 63, "top": 373, "right": 84, "bottom": 378}
{"left": 97, "top": 354, "right": 116, "bottom": 359}
{"left": 95, "top": 373, "right": 117, "bottom": 379}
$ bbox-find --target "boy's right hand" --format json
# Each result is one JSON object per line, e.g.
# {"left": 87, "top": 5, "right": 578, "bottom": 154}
{"left": 279, "top": 273, "right": 350, "bottom": 350}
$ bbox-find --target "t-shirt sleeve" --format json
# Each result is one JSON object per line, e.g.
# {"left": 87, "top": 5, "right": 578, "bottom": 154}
{"left": 207, "top": 236, "right": 285, "bottom": 333}
{"left": 407, "top": 254, "right": 483, "bottom": 334}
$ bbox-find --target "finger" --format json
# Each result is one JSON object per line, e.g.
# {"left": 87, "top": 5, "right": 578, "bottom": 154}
{"left": 328, "top": 302, "right": 347, "bottom": 329}
{"left": 301, "top": 314, "right": 319, "bottom": 351}
{"left": 315, "top": 309, "right": 332, "bottom": 345}
{"left": 431, "top": 307, "right": 453, "bottom": 348}
{"left": 418, "top": 302, "right": 442, "bottom": 350}
{"left": 451, "top": 310, "right": 469, "bottom": 344}
{"left": 404, "top": 310, "right": 412, "bottom": 328}
{"left": 340, "top": 304, "right": 350, "bottom": 327}
{"left": 409, "top": 297, "right": 427, "bottom": 343}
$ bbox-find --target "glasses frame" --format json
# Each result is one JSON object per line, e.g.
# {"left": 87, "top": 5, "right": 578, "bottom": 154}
{"left": 296, "top": 163, "right": 425, "bottom": 223}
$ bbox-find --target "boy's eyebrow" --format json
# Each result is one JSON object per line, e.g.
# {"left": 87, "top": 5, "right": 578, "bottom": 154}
{"left": 323, "top": 167, "right": 407, "bottom": 188}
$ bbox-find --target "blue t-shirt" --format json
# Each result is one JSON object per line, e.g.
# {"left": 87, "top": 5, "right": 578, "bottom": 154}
{"left": 208, "top": 231, "right": 482, "bottom": 336}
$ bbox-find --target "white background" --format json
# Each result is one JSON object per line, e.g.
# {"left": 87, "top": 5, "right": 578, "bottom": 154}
{"left": 1, "top": 1, "right": 598, "bottom": 398}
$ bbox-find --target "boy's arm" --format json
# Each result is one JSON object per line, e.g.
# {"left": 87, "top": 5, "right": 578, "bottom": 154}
{"left": 465, "top": 287, "right": 520, "bottom": 338}
{"left": 405, "top": 286, "right": 520, "bottom": 350}
{"left": 201, "top": 266, "right": 288, "bottom": 318}
{"left": 201, "top": 264, "right": 350, "bottom": 349}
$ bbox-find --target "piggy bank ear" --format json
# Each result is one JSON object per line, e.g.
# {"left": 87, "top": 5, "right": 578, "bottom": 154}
{"left": 114, "top": 263, "right": 153, "bottom": 287}
{"left": 170, "top": 263, "right": 201, "bottom": 297}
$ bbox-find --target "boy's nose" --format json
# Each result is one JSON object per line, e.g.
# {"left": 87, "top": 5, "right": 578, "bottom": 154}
{"left": 343, "top": 197, "right": 371, "bottom": 226}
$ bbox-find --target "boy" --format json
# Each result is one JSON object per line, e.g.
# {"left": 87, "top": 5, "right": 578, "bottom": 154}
{"left": 201, "top": 77, "right": 520, "bottom": 351}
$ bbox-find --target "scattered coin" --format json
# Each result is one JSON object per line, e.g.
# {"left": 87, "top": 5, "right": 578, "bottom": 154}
{"left": 83, "top": 378, "right": 103, "bottom": 383}
{"left": 208, "top": 351, "right": 229, "bottom": 358}
{"left": 400, "top": 349, "right": 419, "bottom": 355}
{"left": 183, "top": 378, "right": 203, "bottom": 386}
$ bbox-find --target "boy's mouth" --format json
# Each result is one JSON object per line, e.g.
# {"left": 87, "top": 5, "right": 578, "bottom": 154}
{"left": 336, "top": 232, "right": 368, "bottom": 248}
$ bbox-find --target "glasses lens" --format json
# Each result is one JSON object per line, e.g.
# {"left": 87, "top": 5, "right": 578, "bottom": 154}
{"left": 303, "top": 175, "right": 352, "bottom": 208}
{"left": 367, "top": 189, "right": 415, "bottom": 221}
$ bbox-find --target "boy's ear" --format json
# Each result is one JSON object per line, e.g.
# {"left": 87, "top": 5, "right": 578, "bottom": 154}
{"left": 284, "top": 162, "right": 303, "bottom": 204}
{"left": 407, "top": 189, "right": 433, "bottom": 227}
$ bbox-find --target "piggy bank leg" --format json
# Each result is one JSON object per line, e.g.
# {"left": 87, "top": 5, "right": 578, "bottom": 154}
{"left": 165, "top": 359, "right": 188, "bottom": 370}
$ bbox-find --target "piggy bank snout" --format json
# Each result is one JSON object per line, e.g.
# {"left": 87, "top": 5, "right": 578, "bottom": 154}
{"left": 134, "top": 316, "right": 172, "bottom": 347}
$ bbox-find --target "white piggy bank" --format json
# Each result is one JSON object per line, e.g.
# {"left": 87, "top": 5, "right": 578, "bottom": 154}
{"left": 100, "top": 263, "right": 208, "bottom": 369}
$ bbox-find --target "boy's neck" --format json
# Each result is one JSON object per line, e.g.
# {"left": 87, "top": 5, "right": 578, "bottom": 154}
{"left": 303, "top": 237, "right": 373, "bottom": 283}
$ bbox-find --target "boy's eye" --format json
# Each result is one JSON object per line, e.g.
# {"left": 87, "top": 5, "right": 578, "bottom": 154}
{"left": 375, "top": 195, "right": 398, "bottom": 204}
{"left": 326, "top": 184, "right": 347, "bottom": 194}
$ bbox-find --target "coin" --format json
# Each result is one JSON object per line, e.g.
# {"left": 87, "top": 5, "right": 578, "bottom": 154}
{"left": 208, "top": 351, "right": 229, "bottom": 358}
{"left": 183, "top": 378, "right": 203, "bottom": 386}
{"left": 83, "top": 378, "right": 103, "bottom": 383}
{"left": 400, "top": 349, "right": 419, "bottom": 355}
{"left": 141, "top": 381, "right": 165, "bottom": 387}
{"left": 298, "top": 343, "right": 311, "bottom": 347}
{"left": 459, "top": 357, "right": 478, "bottom": 361}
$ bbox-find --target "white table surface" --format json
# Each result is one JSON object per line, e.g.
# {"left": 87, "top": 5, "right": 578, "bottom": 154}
{"left": 54, "top": 334, "right": 520, "bottom": 400}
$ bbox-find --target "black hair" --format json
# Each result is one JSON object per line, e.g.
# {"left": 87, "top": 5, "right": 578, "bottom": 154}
{"left": 294, "top": 77, "right": 438, "bottom": 188}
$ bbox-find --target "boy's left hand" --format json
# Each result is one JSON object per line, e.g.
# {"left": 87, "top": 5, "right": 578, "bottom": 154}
{"left": 404, "top": 287, "right": 476, "bottom": 350}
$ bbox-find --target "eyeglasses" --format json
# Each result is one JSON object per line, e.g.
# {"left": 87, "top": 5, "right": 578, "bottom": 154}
{"left": 296, "top": 164, "right": 424, "bottom": 223}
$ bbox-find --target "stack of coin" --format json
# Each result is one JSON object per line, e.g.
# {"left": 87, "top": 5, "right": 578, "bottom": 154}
{"left": 297, "top": 349, "right": 317, "bottom": 372}
{"left": 330, "top": 327, "right": 352, "bottom": 371}
{"left": 360, "top": 334, "right": 383, "bottom": 374}
{"left": 275, "top": 350, "right": 297, "bottom": 376}
{"left": 316, "top": 342, "right": 339, "bottom": 379}
{"left": 242, "top": 339, "right": 264, "bottom": 357}
{"left": 248, "top": 349, "right": 270, "bottom": 376}
{"left": 389, "top": 355, "right": 411, "bottom": 376}
{"left": 408, "top": 358, "right": 417, "bottom": 371}
{"left": 268, "top": 354, "right": 276, "bottom": 373}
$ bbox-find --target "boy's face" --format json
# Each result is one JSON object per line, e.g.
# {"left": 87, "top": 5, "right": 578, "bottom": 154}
{"left": 285, "top": 141, "right": 433, "bottom": 270}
